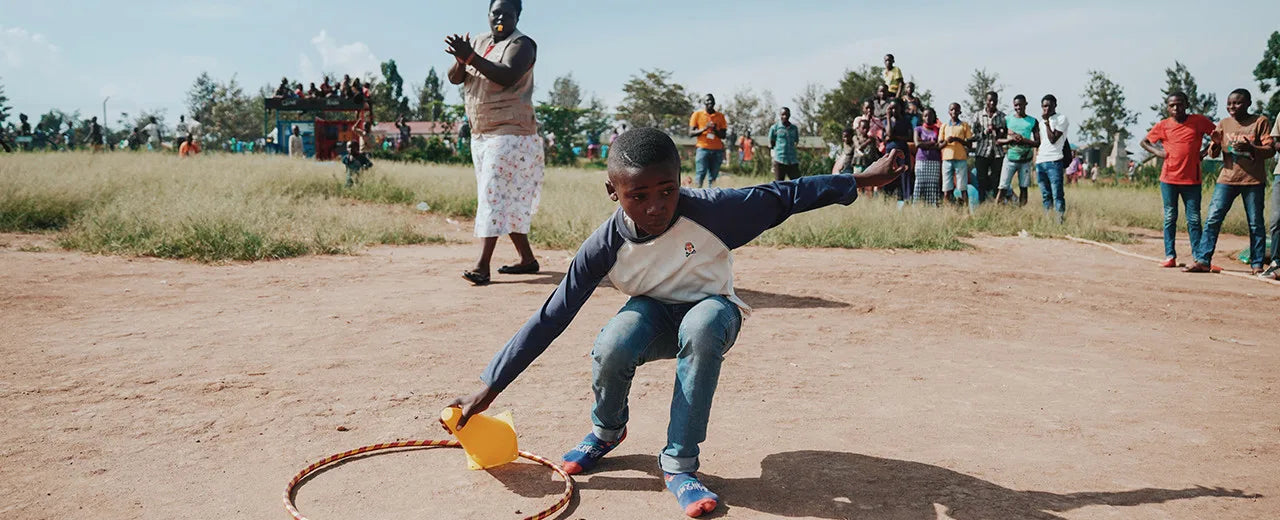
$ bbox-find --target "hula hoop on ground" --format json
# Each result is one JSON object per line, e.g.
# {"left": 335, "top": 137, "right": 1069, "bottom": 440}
{"left": 284, "top": 439, "right": 574, "bottom": 520}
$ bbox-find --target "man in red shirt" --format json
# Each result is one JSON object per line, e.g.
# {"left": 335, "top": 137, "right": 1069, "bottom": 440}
{"left": 1140, "top": 92, "right": 1215, "bottom": 268}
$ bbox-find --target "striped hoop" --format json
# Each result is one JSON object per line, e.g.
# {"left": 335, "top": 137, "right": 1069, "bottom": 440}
{"left": 284, "top": 439, "right": 574, "bottom": 520}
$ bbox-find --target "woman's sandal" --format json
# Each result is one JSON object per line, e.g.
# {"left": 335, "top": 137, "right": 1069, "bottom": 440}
{"left": 461, "top": 270, "right": 491, "bottom": 286}
{"left": 497, "top": 260, "right": 540, "bottom": 275}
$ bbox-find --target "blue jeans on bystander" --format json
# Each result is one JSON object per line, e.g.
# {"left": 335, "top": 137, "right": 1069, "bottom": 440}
{"left": 1160, "top": 182, "right": 1204, "bottom": 260}
{"left": 1198, "top": 183, "right": 1266, "bottom": 269}
{"left": 590, "top": 295, "right": 741, "bottom": 474}
{"left": 1036, "top": 161, "right": 1066, "bottom": 217}
{"left": 694, "top": 148, "right": 725, "bottom": 188}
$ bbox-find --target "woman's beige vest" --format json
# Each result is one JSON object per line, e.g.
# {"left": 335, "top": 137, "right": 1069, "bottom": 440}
{"left": 463, "top": 30, "right": 537, "bottom": 136}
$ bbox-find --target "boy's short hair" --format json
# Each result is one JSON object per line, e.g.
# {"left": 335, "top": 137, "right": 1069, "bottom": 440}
{"left": 1167, "top": 91, "right": 1189, "bottom": 104}
{"left": 1042, "top": 94, "right": 1057, "bottom": 105}
{"left": 608, "top": 127, "right": 680, "bottom": 175}
{"left": 1013, "top": 94, "right": 1027, "bottom": 103}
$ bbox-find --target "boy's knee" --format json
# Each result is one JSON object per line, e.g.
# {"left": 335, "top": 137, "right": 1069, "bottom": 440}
{"left": 677, "top": 297, "right": 740, "bottom": 358}
{"left": 593, "top": 298, "right": 664, "bottom": 368}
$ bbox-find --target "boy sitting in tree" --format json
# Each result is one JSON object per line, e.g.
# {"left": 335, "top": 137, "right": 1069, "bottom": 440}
{"left": 447, "top": 127, "right": 905, "bottom": 517}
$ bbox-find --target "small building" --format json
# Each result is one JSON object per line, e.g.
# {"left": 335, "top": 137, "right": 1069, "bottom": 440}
{"left": 371, "top": 121, "right": 462, "bottom": 146}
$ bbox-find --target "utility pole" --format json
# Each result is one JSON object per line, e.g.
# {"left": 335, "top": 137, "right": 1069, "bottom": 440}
{"left": 102, "top": 96, "right": 110, "bottom": 141}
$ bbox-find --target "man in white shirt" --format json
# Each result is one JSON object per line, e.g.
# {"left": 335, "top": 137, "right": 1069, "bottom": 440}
{"left": 143, "top": 117, "right": 161, "bottom": 151}
{"left": 1035, "top": 94, "right": 1069, "bottom": 222}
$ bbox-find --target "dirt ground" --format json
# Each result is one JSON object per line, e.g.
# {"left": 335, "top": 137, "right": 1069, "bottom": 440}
{"left": 1, "top": 228, "right": 1277, "bottom": 520}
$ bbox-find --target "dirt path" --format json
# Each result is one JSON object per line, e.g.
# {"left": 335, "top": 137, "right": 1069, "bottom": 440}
{"left": 1, "top": 232, "right": 1275, "bottom": 519}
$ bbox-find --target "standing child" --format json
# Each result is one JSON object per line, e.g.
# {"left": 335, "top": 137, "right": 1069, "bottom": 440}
{"left": 1139, "top": 91, "right": 1216, "bottom": 268}
{"left": 997, "top": 95, "right": 1039, "bottom": 205}
{"left": 447, "top": 127, "right": 906, "bottom": 518}
{"left": 1036, "top": 95, "right": 1070, "bottom": 222}
{"left": 939, "top": 103, "right": 974, "bottom": 205}
{"left": 1266, "top": 121, "right": 1280, "bottom": 278}
{"left": 884, "top": 99, "right": 915, "bottom": 204}
{"left": 913, "top": 107, "right": 943, "bottom": 205}
{"left": 1189, "top": 89, "right": 1275, "bottom": 274}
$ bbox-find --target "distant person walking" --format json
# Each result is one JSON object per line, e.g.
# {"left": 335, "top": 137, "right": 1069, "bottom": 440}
{"left": 144, "top": 117, "right": 162, "bottom": 151}
{"left": 87, "top": 117, "right": 104, "bottom": 152}
{"left": 447, "top": 0, "right": 544, "bottom": 286}
{"left": 1190, "top": 89, "right": 1274, "bottom": 274}
{"left": 1140, "top": 91, "right": 1215, "bottom": 268}
{"left": 971, "top": 91, "right": 1007, "bottom": 202}
{"left": 1036, "top": 95, "right": 1069, "bottom": 222}
{"left": 690, "top": 93, "right": 728, "bottom": 188}
{"left": 768, "top": 107, "right": 801, "bottom": 181}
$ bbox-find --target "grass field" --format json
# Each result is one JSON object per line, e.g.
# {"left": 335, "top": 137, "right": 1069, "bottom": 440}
{"left": 0, "top": 152, "right": 1257, "bottom": 261}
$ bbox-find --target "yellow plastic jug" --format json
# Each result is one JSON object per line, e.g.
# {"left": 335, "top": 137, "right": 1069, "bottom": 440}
{"left": 440, "top": 407, "right": 519, "bottom": 470}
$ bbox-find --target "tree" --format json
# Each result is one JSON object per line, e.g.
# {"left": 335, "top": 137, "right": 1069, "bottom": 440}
{"left": 792, "top": 83, "right": 826, "bottom": 137}
{"left": 1254, "top": 30, "right": 1280, "bottom": 117}
{"left": 1079, "top": 70, "right": 1138, "bottom": 155}
{"left": 721, "top": 87, "right": 777, "bottom": 138}
{"left": 372, "top": 59, "right": 410, "bottom": 121}
{"left": 0, "top": 77, "right": 10, "bottom": 128}
{"left": 187, "top": 72, "right": 218, "bottom": 123}
{"left": 1150, "top": 61, "right": 1217, "bottom": 121}
{"left": 964, "top": 68, "right": 1004, "bottom": 115}
{"left": 184, "top": 73, "right": 261, "bottom": 145}
{"left": 615, "top": 69, "right": 693, "bottom": 133}
{"left": 580, "top": 96, "right": 613, "bottom": 145}
{"left": 547, "top": 73, "right": 583, "bottom": 109}
{"left": 814, "top": 64, "right": 883, "bottom": 143}
{"left": 535, "top": 104, "right": 586, "bottom": 165}
{"left": 415, "top": 67, "right": 447, "bottom": 121}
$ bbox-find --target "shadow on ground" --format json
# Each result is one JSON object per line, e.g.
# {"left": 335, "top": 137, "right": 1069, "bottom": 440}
{"left": 495, "top": 451, "right": 1259, "bottom": 519}
{"left": 735, "top": 287, "right": 851, "bottom": 309}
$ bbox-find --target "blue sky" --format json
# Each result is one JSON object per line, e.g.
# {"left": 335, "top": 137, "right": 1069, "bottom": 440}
{"left": 2, "top": 0, "right": 1277, "bottom": 143}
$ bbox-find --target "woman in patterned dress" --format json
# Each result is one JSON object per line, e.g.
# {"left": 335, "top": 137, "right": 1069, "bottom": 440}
{"left": 447, "top": 0, "right": 544, "bottom": 286}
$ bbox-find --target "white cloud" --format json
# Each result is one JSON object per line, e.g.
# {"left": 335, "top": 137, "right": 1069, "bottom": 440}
{"left": 297, "top": 30, "right": 379, "bottom": 82}
{"left": 0, "top": 25, "right": 60, "bottom": 69}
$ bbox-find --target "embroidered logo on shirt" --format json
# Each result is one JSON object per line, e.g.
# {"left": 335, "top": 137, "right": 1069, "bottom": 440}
{"left": 684, "top": 242, "right": 696, "bottom": 257}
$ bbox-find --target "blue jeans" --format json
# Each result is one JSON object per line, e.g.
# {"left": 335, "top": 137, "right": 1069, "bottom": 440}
{"left": 591, "top": 295, "right": 742, "bottom": 474}
{"left": 1160, "top": 182, "right": 1203, "bottom": 260}
{"left": 1036, "top": 161, "right": 1066, "bottom": 216}
{"left": 1269, "top": 175, "right": 1280, "bottom": 263}
{"left": 694, "top": 148, "right": 725, "bottom": 188}
{"left": 1199, "top": 183, "right": 1266, "bottom": 268}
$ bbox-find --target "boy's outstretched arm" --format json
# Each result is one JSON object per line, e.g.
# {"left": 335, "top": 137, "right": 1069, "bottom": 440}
{"left": 447, "top": 221, "right": 619, "bottom": 428}
{"left": 698, "top": 149, "right": 906, "bottom": 250}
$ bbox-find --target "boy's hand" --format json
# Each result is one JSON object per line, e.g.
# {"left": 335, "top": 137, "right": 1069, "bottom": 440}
{"left": 446, "top": 385, "right": 500, "bottom": 430}
{"left": 854, "top": 149, "right": 907, "bottom": 189}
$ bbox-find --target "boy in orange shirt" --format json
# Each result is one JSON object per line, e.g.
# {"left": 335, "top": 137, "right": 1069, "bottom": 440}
{"left": 1140, "top": 91, "right": 1216, "bottom": 268}
{"left": 689, "top": 94, "right": 728, "bottom": 188}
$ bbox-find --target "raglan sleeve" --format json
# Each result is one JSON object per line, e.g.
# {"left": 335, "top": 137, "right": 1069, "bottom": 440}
{"left": 696, "top": 174, "right": 859, "bottom": 250}
{"left": 479, "top": 219, "right": 619, "bottom": 392}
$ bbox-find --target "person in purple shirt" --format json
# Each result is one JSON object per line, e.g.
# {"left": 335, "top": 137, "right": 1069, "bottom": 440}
{"left": 446, "top": 127, "right": 906, "bottom": 518}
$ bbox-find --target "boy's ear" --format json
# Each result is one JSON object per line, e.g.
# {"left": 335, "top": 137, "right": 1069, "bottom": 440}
{"left": 605, "top": 180, "right": 618, "bottom": 202}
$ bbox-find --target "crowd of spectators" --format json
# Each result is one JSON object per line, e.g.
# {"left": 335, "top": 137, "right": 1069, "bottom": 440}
{"left": 272, "top": 74, "right": 371, "bottom": 105}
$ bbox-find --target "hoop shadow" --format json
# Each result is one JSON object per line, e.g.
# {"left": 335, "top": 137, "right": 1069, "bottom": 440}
{"left": 735, "top": 287, "right": 850, "bottom": 309}
{"left": 561, "top": 451, "right": 1258, "bottom": 519}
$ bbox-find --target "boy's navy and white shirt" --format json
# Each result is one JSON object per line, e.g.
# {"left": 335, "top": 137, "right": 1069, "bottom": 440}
{"left": 481, "top": 174, "right": 860, "bottom": 391}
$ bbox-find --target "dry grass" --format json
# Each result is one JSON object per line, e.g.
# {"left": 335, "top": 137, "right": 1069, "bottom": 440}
{"left": 0, "top": 152, "right": 1257, "bottom": 261}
